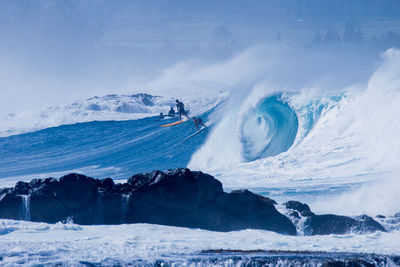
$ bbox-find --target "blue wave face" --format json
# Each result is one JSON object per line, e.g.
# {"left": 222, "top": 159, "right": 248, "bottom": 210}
{"left": 0, "top": 110, "right": 214, "bottom": 180}
{"left": 240, "top": 95, "right": 299, "bottom": 161}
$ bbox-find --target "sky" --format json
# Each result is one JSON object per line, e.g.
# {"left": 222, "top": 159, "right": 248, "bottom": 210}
{"left": 1, "top": 0, "right": 400, "bottom": 114}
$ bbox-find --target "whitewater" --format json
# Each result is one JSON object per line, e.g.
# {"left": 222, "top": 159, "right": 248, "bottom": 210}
{"left": 1, "top": 48, "right": 400, "bottom": 265}
{"left": 189, "top": 48, "right": 400, "bottom": 216}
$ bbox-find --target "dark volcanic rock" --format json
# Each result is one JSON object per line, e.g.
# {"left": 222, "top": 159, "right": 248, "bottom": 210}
{"left": 15, "top": 181, "right": 30, "bottom": 195}
{"left": 306, "top": 213, "right": 386, "bottom": 235}
{"left": 284, "top": 200, "right": 315, "bottom": 216}
{"left": 0, "top": 169, "right": 386, "bottom": 236}
{"left": 99, "top": 178, "right": 114, "bottom": 191}
{"left": 354, "top": 215, "right": 386, "bottom": 232}
{"left": 306, "top": 214, "right": 361, "bottom": 235}
{"left": 126, "top": 169, "right": 296, "bottom": 234}
{"left": 284, "top": 201, "right": 385, "bottom": 235}
{"left": 212, "top": 190, "right": 293, "bottom": 234}
{"left": 29, "top": 173, "right": 98, "bottom": 224}
{"left": 0, "top": 189, "right": 24, "bottom": 220}
{"left": 0, "top": 169, "right": 296, "bottom": 234}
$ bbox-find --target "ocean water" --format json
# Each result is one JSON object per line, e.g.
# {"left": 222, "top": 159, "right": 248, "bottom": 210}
{"left": 189, "top": 48, "right": 400, "bottom": 217}
{"left": 1, "top": 49, "right": 400, "bottom": 265}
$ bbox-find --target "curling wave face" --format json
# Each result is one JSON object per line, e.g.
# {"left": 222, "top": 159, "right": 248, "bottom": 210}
{"left": 2, "top": 49, "right": 400, "bottom": 217}
{"left": 189, "top": 49, "right": 400, "bottom": 217}
{"left": 240, "top": 94, "right": 298, "bottom": 161}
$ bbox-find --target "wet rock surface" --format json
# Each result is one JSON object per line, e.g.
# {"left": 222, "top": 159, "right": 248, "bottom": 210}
{"left": 0, "top": 169, "right": 387, "bottom": 235}
{"left": 284, "top": 200, "right": 386, "bottom": 235}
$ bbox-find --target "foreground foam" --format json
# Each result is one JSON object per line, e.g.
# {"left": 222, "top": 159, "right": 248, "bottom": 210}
{"left": 0, "top": 219, "right": 399, "bottom": 265}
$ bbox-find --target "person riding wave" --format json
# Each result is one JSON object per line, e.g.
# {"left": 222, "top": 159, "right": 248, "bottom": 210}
{"left": 168, "top": 106, "right": 175, "bottom": 117}
{"left": 176, "top": 99, "right": 189, "bottom": 121}
{"left": 192, "top": 117, "right": 206, "bottom": 130}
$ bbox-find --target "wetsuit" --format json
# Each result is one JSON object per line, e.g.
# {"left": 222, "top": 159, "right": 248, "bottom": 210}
{"left": 193, "top": 117, "right": 206, "bottom": 130}
{"left": 176, "top": 101, "right": 189, "bottom": 120}
{"left": 168, "top": 108, "right": 175, "bottom": 117}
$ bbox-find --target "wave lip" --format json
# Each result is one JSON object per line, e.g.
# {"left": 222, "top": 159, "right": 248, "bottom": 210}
{"left": 240, "top": 94, "right": 298, "bottom": 161}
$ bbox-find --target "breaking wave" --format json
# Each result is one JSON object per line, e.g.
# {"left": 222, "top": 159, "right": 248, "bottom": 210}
{"left": 240, "top": 94, "right": 299, "bottom": 161}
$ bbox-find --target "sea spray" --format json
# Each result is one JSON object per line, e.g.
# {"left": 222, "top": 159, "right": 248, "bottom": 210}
{"left": 190, "top": 48, "right": 400, "bottom": 217}
{"left": 21, "top": 195, "right": 30, "bottom": 221}
{"left": 121, "top": 194, "right": 130, "bottom": 223}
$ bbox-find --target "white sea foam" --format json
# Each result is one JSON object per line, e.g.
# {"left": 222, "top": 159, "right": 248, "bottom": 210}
{"left": 189, "top": 48, "right": 400, "bottom": 217}
{"left": 0, "top": 219, "right": 399, "bottom": 265}
{"left": 1, "top": 47, "right": 400, "bottom": 264}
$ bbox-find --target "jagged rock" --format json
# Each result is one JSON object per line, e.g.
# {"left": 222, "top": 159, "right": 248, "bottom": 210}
{"left": 29, "top": 179, "right": 42, "bottom": 188}
{"left": 212, "top": 189, "right": 293, "bottom": 234}
{"left": 0, "top": 169, "right": 296, "bottom": 234}
{"left": 0, "top": 189, "right": 24, "bottom": 220}
{"left": 355, "top": 215, "right": 386, "bottom": 232}
{"left": 15, "top": 181, "right": 30, "bottom": 195}
{"left": 0, "top": 169, "right": 386, "bottom": 236}
{"left": 29, "top": 173, "right": 98, "bottom": 224}
{"left": 284, "top": 201, "right": 385, "bottom": 235}
{"left": 99, "top": 178, "right": 114, "bottom": 190}
{"left": 306, "top": 214, "right": 386, "bottom": 235}
{"left": 284, "top": 200, "right": 315, "bottom": 216}
{"left": 125, "top": 169, "right": 296, "bottom": 234}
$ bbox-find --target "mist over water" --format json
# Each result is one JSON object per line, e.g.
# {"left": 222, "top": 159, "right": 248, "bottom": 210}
{"left": 1, "top": 0, "right": 400, "bottom": 113}
{"left": 2, "top": 3, "right": 400, "bottom": 264}
{"left": 188, "top": 48, "right": 400, "bottom": 216}
{"left": 2, "top": 0, "right": 400, "bottom": 217}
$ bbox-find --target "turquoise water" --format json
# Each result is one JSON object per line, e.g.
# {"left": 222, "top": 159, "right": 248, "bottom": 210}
{"left": 240, "top": 94, "right": 299, "bottom": 161}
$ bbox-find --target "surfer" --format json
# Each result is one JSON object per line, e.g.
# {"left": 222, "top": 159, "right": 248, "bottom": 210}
{"left": 176, "top": 99, "right": 189, "bottom": 121}
{"left": 159, "top": 112, "right": 164, "bottom": 119}
{"left": 168, "top": 106, "right": 175, "bottom": 117}
{"left": 192, "top": 117, "right": 206, "bottom": 130}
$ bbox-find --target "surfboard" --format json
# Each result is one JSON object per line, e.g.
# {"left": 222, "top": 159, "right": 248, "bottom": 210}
{"left": 182, "top": 121, "right": 214, "bottom": 142}
{"left": 160, "top": 119, "right": 188, "bottom": 127}
{"left": 184, "top": 127, "right": 207, "bottom": 140}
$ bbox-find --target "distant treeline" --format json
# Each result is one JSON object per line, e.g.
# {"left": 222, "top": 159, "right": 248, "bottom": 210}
{"left": 310, "top": 20, "right": 400, "bottom": 49}
{"left": 259, "top": 0, "right": 400, "bottom": 20}
{"left": 133, "top": 0, "right": 400, "bottom": 21}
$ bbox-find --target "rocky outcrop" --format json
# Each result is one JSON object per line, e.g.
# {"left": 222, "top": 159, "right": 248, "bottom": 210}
{"left": 0, "top": 169, "right": 296, "bottom": 235}
{"left": 284, "top": 200, "right": 386, "bottom": 235}
{"left": 0, "top": 188, "right": 25, "bottom": 220}
{"left": 126, "top": 170, "right": 294, "bottom": 233}
{"left": 0, "top": 170, "right": 386, "bottom": 235}
{"left": 284, "top": 200, "right": 315, "bottom": 217}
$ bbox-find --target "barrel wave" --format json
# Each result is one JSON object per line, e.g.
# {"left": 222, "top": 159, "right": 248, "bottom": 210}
{"left": 240, "top": 94, "right": 298, "bottom": 161}
{"left": 0, "top": 94, "right": 303, "bottom": 183}
{"left": 2, "top": 49, "right": 400, "bottom": 219}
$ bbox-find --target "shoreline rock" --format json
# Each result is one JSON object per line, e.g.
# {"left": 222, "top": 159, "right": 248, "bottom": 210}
{"left": 284, "top": 200, "right": 386, "bottom": 235}
{"left": 0, "top": 169, "right": 386, "bottom": 235}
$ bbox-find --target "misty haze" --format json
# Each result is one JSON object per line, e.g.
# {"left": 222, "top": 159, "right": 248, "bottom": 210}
{"left": 1, "top": 1, "right": 400, "bottom": 266}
